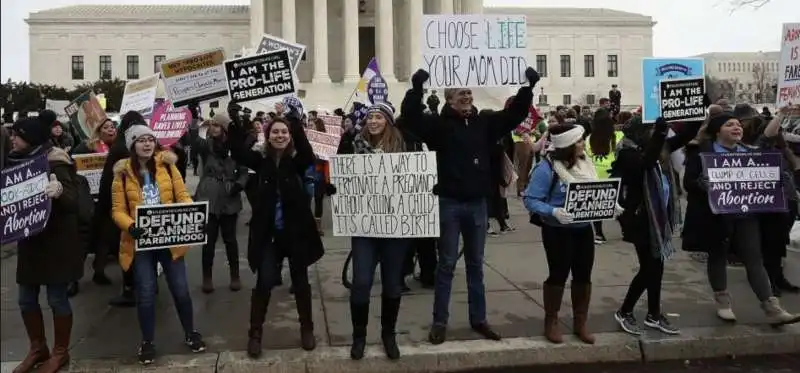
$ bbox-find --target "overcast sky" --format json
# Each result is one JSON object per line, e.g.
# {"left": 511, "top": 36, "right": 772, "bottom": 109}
{"left": 1, "top": 0, "right": 792, "bottom": 82}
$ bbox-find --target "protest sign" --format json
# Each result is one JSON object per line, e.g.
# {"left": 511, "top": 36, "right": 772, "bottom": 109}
{"left": 135, "top": 201, "right": 209, "bottom": 251}
{"left": 564, "top": 179, "right": 621, "bottom": 223}
{"left": 421, "top": 14, "right": 528, "bottom": 88}
{"left": 119, "top": 73, "right": 160, "bottom": 117}
{"left": 305, "top": 129, "right": 341, "bottom": 160}
{"left": 149, "top": 100, "right": 192, "bottom": 147}
{"left": 318, "top": 114, "right": 343, "bottom": 136}
{"left": 224, "top": 49, "right": 297, "bottom": 105}
{"left": 367, "top": 75, "right": 389, "bottom": 103}
{"left": 641, "top": 58, "right": 705, "bottom": 123}
{"left": 329, "top": 152, "right": 439, "bottom": 237}
{"left": 255, "top": 34, "right": 307, "bottom": 71}
{"left": 160, "top": 48, "right": 229, "bottom": 108}
{"left": 45, "top": 99, "right": 70, "bottom": 122}
{"left": 659, "top": 77, "right": 706, "bottom": 122}
{"left": 72, "top": 153, "right": 107, "bottom": 195}
{"left": 701, "top": 152, "right": 786, "bottom": 214}
{"left": 64, "top": 91, "right": 108, "bottom": 140}
{"left": 1, "top": 154, "right": 51, "bottom": 244}
{"left": 778, "top": 23, "right": 800, "bottom": 108}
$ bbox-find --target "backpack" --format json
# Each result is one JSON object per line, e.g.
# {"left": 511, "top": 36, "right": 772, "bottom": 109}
{"left": 528, "top": 159, "right": 560, "bottom": 226}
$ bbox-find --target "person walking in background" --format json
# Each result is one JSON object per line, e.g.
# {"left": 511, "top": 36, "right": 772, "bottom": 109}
{"left": 192, "top": 114, "right": 249, "bottom": 294}
{"left": 111, "top": 124, "right": 206, "bottom": 365}
{"left": 8, "top": 117, "right": 82, "bottom": 373}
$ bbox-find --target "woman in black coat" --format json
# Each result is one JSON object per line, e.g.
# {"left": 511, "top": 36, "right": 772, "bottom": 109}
{"left": 225, "top": 104, "right": 324, "bottom": 358}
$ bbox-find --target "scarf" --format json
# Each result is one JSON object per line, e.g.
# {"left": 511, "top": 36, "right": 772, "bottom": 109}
{"left": 352, "top": 133, "right": 381, "bottom": 154}
{"left": 618, "top": 137, "right": 681, "bottom": 260}
{"left": 550, "top": 153, "right": 597, "bottom": 183}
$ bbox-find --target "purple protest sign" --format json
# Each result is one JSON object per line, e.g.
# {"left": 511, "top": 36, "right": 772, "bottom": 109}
{"left": 1, "top": 154, "right": 52, "bottom": 244}
{"left": 367, "top": 75, "right": 388, "bottom": 103}
{"left": 701, "top": 151, "right": 787, "bottom": 214}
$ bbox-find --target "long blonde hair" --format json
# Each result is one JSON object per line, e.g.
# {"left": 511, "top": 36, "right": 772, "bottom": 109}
{"left": 359, "top": 122, "right": 405, "bottom": 153}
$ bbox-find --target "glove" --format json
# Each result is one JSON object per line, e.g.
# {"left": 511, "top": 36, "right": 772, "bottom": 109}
{"left": 552, "top": 208, "right": 574, "bottom": 225}
{"left": 324, "top": 183, "right": 337, "bottom": 196}
{"left": 45, "top": 174, "right": 63, "bottom": 199}
{"left": 654, "top": 116, "right": 669, "bottom": 135}
{"left": 525, "top": 67, "right": 540, "bottom": 87}
{"left": 614, "top": 203, "right": 625, "bottom": 218}
{"left": 229, "top": 183, "right": 244, "bottom": 197}
{"left": 128, "top": 224, "right": 146, "bottom": 239}
{"left": 411, "top": 69, "right": 430, "bottom": 91}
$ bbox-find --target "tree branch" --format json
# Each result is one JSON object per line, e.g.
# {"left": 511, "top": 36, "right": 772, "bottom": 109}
{"left": 728, "top": 0, "right": 771, "bottom": 11}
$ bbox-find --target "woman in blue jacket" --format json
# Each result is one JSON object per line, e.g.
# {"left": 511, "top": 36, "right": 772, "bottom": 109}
{"left": 524, "top": 123, "right": 616, "bottom": 345}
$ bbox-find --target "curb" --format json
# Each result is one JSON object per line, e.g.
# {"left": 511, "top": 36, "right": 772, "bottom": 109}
{"left": 2, "top": 326, "right": 798, "bottom": 372}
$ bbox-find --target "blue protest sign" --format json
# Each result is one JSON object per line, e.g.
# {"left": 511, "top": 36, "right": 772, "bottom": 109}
{"left": 641, "top": 58, "right": 705, "bottom": 123}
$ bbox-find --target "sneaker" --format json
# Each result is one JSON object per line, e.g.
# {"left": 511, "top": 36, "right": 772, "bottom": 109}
{"left": 614, "top": 311, "right": 641, "bottom": 336}
{"left": 138, "top": 341, "right": 156, "bottom": 365}
{"left": 184, "top": 331, "right": 207, "bottom": 352}
{"left": 500, "top": 225, "right": 516, "bottom": 234}
{"left": 644, "top": 314, "right": 680, "bottom": 335}
{"left": 594, "top": 235, "right": 607, "bottom": 245}
{"left": 487, "top": 228, "right": 499, "bottom": 237}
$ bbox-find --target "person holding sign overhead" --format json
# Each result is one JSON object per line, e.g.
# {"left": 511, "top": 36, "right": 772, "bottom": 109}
{"left": 110, "top": 125, "right": 206, "bottom": 365}
{"left": 336, "top": 102, "right": 412, "bottom": 361}
{"left": 524, "top": 123, "right": 616, "bottom": 345}
{"left": 682, "top": 112, "right": 800, "bottom": 327}
{"left": 400, "top": 67, "right": 540, "bottom": 345}
{"left": 225, "top": 102, "right": 326, "bottom": 357}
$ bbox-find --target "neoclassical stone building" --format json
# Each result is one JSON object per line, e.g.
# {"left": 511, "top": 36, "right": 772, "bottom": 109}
{"left": 27, "top": 1, "right": 655, "bottom": 109}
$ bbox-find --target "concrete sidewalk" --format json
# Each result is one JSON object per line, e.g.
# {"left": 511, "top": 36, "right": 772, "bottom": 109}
{"left": 2, "top": 177, "right": 799, "bottom": 372}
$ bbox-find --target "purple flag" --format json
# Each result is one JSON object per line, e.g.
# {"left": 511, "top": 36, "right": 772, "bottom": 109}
{"left": 701, "top": 151, "right": 787, "bottom": 214}
{"left": 1, "top": 154, "right": 52, "bottom": 244}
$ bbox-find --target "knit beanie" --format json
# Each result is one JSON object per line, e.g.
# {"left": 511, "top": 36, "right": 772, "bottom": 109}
{"left": 705, "top": 113, "right": 737, "bottom": 137}
{"left": 210, "top": 112, "right": 231, "bottom": 132}
{"left": 125, "top": 124, "right": 156, "bottom": 150}
{"left": 38, "top": 110, "right": 58, "bottom": 127}
{"left": 11, "top": 117, "right": 50, "bottom": 147}
{"left": 367, "top": 102, "right": 395, "bottom": 126}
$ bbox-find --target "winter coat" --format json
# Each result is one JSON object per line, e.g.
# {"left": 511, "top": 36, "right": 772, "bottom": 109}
{"left": 14, "top": 146, "right": 83, "bottom": 285}
{"left": 110, "top": 151, "right": 192, "bottom": 271}
{"left": 227, "top": 114, "right": 324, "bottom": 272}
{"left": 51, "top": 134, "right": 73, "bottom": 151}
{"left": 193, "top": 136, "right": 248, "bottom": 216}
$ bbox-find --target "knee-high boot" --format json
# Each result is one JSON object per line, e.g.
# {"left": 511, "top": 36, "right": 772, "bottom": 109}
{"left": 349, "top": 301, "right": 369, "bottom": 360}
{"left": 294, "top": 285, "right": 316, "bottom": 351}
{"left": 571, "top": 282, "right": 595, "bottom": 344}
{"left": 247, "top": 290, "right": 270, "bottom": 358}
{"left": 38, "top": 314, "right": 71, "bottom": 373}
{"left": 381, "top": 297, "right": 401, "bottom": 360}
{"left": 542, "top": 284, "right": 564, "bottom": 344}
{"left": 13, "top": 310, "right": 49, "bottom": 373}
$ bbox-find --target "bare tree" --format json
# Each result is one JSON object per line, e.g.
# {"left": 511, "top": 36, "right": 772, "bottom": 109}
{"left": 751, "top": 63, "right": 779, "bottom": 103}
{"left": 728, "top": 0, "right": 771, "bottom": 10}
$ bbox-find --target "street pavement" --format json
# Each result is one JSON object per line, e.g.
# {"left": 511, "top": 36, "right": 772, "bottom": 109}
{"left": 1, "top": 173, "right": 799, "bottom": 372}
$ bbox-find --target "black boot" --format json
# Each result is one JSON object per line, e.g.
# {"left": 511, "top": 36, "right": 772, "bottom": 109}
{"left": 349, "top": 301, "right": 369, "bottom": 360}
{"left": 381, "top": 297, "right": 401, "bottom": 360}
{"left": 247, "top": 290, "right": 270, "bottom": 358}
{"left": 294, "top": 285, "right": 316, "bottom": 351}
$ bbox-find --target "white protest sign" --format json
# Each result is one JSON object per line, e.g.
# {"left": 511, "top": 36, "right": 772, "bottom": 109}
{"left": 564, "top": 179, "right": 621, "bottom": 223}
{"left": 72, "top": 153, "right": 107, "bottom": 195}
{"left": 119, "top": 73, "right": 160, "bottom": 116}
{"left": 256, "top": 34, "right": 307, "bottom": 71}
{"left": 329, "top": 152, "right": 439, "bottom": 238}
{"left": 305, "top": 129, "right": 340, "bottom": 160}
{"left": 160, "top": 48, "right": 229, "bottom": 108}
{"left": 778, "top": 23, "right": 800, "bottom": 108}
{"left": 135, "top": 202, "right": 209, "bottom": 251}
{"left": 421, "top": 14, "right": 528, "bottom": 88}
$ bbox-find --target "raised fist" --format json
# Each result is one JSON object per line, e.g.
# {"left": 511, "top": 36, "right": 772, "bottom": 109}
{"left": 411, "top": 69, "right": 430, "bottom": 90}
{"left": 525, "top": 67, "right": 540, "bottom": 87}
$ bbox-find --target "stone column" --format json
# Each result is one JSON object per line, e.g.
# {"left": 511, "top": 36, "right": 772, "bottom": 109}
{"left": 470, "top": 0, "right": 483, "bottom": 14}
{"left": 250, "top": 0, "right": 264, "bottom": 47}
{"left": 312, "top": 0, "right": 330, "bottom": 82}
{"left": 375, "top": 0, "right": 396, "bottom": 82}
{"left": 439, "top": 0, "right": 453, "bottom": 14}
{"left": 407, "top": 0, "right": 423, "bottom": 76}
{"left": 342, "top": 0, "right": 360, "bottom": 82}
{"left": 282, "top": 0, "right": 296, "bottom": 41}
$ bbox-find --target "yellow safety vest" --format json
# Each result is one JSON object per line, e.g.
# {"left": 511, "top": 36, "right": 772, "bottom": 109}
{"left": 586, "top": 131, "right": 624, "bottom": 179}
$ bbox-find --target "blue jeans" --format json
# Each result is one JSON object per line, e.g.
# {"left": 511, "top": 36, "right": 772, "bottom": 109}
{"left": 350, "top": 237, "right": 410, "bottom": 304}
{"left": 433, "top": 198, "right": 487, "bottom": 326}
{"left": 18, "top": 284, "right": 71, "bottom": 315}
{"left": 133, "top": 249, "right": 195, "bottom": 342}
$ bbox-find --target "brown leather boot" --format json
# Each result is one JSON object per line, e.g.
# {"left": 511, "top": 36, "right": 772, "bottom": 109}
{"left": 571, "top": 282, "right": 595, "bottom": 344}
{"left": 542, "top": 284, "right": 564, "bottom": 344}
{"left": 315, "top": 218, "right": 324, "bottom": 236}
{"left": 13, "top": 310, "right": 50, "bottom": 373}
{"left": 38, "top": 314, "right": 72, "bottom": 373}
{"left": 294, "top": 284, "right": 316, "bottom": 351}
{"left": 247, "top": 290, "right": 270, "bottom": 358}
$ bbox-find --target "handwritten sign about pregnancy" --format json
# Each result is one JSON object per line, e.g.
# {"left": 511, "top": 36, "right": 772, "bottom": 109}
{"left": 1, "top": 154, "right": 52, "bottom": 244}
{"left": 328, "top": 152, "right": 439, "bottom": 238}
{"left": 701, "top": 152, "right": 786, "bottom": 214}
{"left": 421, "top": 14, "right": 528, "bottom": 88}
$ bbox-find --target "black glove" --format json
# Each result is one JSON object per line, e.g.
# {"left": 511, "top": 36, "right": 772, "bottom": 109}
{"left": 703, "top": 93, "right": 711, "bottom": 108}
{"left": 229, "top": 183, "right": 244, "bottom": 197}
{"left": 411, "top": 69, "right": 430, "bottom": 91}
{"left": 128, "top": 224, "right": 146, "bottom": 239}
{"left": 324, "top": 183, "right": 337, "bottom": 196}
{"left": 525, "top": 67, "right": 540, "bottom": 87}
{"left": 426, "top": 95, "right": 440, "bottom": 111}
{"left": 431, "top": 183, "right": 441, "bottom": 196}
{"left": 654, "top": 116, "right": 669, "bottom": 135}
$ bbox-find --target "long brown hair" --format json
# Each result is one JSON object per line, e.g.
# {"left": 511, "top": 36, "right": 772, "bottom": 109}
{"left": 589, "top": 108, "right": 616, "bottom": 157}
{"left": 359, "top": 121, "right": 405, "bottom": 153}
{"left": 129, "top": 150, "right": 158, "bottom": 186}
{"left": 548, "top": 124, "right": 581, "bottom": 169}
{"left": 264, "top": 117, "right": 296, "bottom": 160}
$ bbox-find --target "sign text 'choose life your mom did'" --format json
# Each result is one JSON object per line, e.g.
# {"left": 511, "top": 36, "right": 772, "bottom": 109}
{"left": 328, "top": 152, "right": 440, "bottom": 238}
{"left": 421, "top": 14, "right": 528, "bottom": 88}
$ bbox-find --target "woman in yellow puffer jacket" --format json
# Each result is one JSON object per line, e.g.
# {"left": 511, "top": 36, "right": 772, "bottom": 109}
{"left": 110, "top": 124, "right": 206, "bottom": 365}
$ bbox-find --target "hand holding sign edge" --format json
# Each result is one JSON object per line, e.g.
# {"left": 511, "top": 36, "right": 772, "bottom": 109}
{"left": 525, "top": 67, "right": 540, "bottom": 88}
{"left": 412, "top": 69, "right": 430, "bottom": 91}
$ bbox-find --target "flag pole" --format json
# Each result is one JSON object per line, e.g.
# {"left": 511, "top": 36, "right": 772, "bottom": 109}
{"left": 343, "top": 84, "right": 360, "bottom": 112}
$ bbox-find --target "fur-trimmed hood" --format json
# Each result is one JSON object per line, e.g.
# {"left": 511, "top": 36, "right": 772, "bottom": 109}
{"left": 113, "top": 150, "right": 177, "bottom": 176}
{"left": 47, "top": 146, "right": 73, "bottom": 165}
